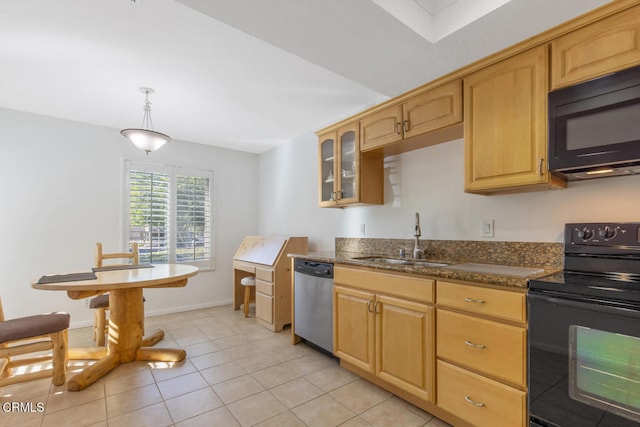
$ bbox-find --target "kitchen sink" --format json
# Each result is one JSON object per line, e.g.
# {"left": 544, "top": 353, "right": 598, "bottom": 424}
{"left": 352, "top": 257, "right": 448, "bottom": 267}
{"left": 411, "top": 260, "right": 449, "bottom": 267}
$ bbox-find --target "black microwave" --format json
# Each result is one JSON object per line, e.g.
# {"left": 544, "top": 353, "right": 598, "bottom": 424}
{"left": 548, "top": 64, "right": 640, "bottom": 181}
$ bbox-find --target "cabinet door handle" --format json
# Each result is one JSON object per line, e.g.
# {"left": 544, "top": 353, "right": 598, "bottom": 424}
{"left": 403, "top": 120, "right": 409, "bottom": 133}
{"left": 374, "top": 300, "right": 379, "bottom": 314}
{"left": 538, "top": 158, "right": 544, "bottom": 176}
{"left": 367, "top": 300, "right": 373, "bottom": 313}
{"left": 464, "top": 340, "right": 486, "bottom": 349}
{"left": 395, "top": 122, "right": 402, "bottom": 134}
{"left": 464, "top": 297, "right": 485, "bottom": 304}
{"left": 465, "top": 396, "right": 485, "bottom": 407}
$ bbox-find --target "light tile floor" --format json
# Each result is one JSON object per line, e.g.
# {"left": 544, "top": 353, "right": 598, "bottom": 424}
{"left": 0, "top": 305, "right": 452, "bottom": 427}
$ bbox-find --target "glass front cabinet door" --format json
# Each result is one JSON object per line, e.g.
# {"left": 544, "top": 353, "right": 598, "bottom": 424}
{"left": 319, "top": 132, "right": 336, "bottom": 206}
{"left": 318, "top": 121, "right": 383, "bottom": 208}
{"left": 318, "top": 123, "right": 360, "bottom": 207}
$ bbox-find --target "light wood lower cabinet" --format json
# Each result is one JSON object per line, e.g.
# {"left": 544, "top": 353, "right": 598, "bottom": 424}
{"left": 375, "top": 294, "right": 434, "bottom": 402}
{"left": 332, "top": 268, "right": 529, "bottom": 426}
{"left": 333, "top": 285, "right": 375, "bottom": 373}
{"left": 437, "top": 309, "right": 526, "bottom": 387}
{"left": 436, "top": 281, "right": 528, "bottom": 427}
{"left": 333, "top": 267, "right": 435, "bottom": 403}
{"left": 437, "top": 360, "right": 526, "bottom": 427}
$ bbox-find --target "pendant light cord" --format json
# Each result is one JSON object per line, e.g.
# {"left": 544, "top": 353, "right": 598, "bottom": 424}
{"left": 142, "top": 90, "right": 154, "bottom": 130}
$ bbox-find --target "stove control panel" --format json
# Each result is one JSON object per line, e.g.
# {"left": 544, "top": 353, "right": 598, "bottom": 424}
{"left": 566, "top": 222, "right": 640, "bottom": 253}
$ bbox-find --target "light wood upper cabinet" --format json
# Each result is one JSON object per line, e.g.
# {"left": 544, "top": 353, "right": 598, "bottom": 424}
{"left": 318, "top": 122, "right": 383, "bottom": 207}
{"left": 464, "top": 45, "right": 565, "bottom": 194}
{"left": 361, "top": 80, "right": 462, "bottom": 152}
{"left": 551, "top": 5, "right": 640, "bottom": 90}
{"left": 403, "top": 80, "right": 462, "bottom": 139}
{"left": 360, "top": 104, "right": 403, "bottom": 151}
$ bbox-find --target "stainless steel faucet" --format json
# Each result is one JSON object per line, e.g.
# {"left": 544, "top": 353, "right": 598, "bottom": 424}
{"left": 413, "top": 212, "right": 423, "bottom": 259}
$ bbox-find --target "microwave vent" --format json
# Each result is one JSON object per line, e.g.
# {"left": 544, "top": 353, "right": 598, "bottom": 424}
{"left": 559, "top": 165, "right": 640, "bottom": 181}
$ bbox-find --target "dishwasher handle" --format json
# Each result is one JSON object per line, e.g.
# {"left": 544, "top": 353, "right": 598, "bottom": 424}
{"left": 294, "top": 259, "right": 334, "bottom": 279}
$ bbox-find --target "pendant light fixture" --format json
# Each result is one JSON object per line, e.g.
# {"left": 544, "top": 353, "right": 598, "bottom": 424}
{"left": 121, "top": 87, "right": 171, "bottom": 155}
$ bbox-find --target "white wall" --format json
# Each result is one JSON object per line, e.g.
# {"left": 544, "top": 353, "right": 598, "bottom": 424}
{"left": 0, "top": 108, "right": 259, "bottom": 324}
{"left": 259, "top": 132, "right": 640, "bottom": 250}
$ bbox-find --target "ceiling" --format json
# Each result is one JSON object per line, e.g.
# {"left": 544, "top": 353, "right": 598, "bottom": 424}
{"left": 0, "top": 0, "right": 611, "bottom": 153}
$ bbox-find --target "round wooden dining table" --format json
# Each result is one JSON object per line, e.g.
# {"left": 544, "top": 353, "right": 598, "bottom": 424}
{"left": 32, "top": 264, "right": 198, "bottom": 391}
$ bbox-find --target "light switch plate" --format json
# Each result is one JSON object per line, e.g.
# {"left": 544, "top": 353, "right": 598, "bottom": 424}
{"left": 481, "top": 219, "right": 494, "bottom": 238}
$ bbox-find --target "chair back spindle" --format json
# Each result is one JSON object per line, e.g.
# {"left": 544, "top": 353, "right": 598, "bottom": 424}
{"left": 95, "top": 242, "right": 140, "bottom": 268}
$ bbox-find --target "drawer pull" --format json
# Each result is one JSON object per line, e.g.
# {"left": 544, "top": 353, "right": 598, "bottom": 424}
{"left": 464, "top": 297, "right": 485, "bottom": 304}
{"left": 465, "top": 396, "right": 485, "bottom": 407}
{"left": 464, "top": 340, "right": 486, "bottom": 349}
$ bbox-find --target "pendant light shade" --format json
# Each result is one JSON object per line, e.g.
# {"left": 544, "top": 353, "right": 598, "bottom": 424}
{"left": 121, "top": 87, "right": 171, "bottom": 154}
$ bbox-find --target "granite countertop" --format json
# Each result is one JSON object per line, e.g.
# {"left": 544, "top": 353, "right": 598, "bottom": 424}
{"left": 290, "top": 250, "right": 560, "bottom": 289}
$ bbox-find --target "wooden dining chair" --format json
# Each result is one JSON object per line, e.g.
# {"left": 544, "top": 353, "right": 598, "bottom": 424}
{"left": 0, "top": 297, "right": 69, "bottom": 387}
{"left": 91, "top": 242, "right": 140, "bottom": 345}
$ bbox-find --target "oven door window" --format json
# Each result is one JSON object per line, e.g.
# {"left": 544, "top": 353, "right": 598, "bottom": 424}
{"left": 569, "top": 325, "right": 640, "bottom": 423}
{"left": 528, "top": 292, "right": 640, "bottom": 426}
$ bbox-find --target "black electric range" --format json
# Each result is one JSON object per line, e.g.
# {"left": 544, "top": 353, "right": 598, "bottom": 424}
{"left": 528, "top": 223, "right": 640, "bottom": 427}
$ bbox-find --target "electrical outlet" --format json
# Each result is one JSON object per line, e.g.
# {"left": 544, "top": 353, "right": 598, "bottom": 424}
{"left": 360, "top": 223, "right": 366, "bottom": 236}
{"left": 481, "top": 219, "right": 494, "bottom": 238}
{"left": 83, "top": 298, "right": 90, "bottom": 308}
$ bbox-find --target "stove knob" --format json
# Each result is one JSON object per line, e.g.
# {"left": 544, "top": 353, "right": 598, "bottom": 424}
{"left": 577, "top": 227, "right": 594, "bottom": 240}
{"left": 598, "top": 226, "right": 617, "bottom": 240}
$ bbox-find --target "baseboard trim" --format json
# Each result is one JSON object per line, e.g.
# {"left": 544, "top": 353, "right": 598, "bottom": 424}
{"left": 69, "top": 300, "right": 233, "bottom": 329}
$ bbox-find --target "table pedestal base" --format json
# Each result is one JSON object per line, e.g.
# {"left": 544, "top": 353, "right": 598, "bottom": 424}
{"left": 142, "top": 329, "right": 164, "bottom": 347}
{"left": 67, "top": 347, "right": 185, "bottom": 391}
{"left": 67, "top": 288, "right": 185, "bottom": 391}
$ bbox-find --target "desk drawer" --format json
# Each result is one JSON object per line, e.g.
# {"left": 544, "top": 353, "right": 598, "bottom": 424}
{"left": 437, "top": 309, "right": 526, "bottom": 387}
{"left": 437, "top": 360, "right": 526, "bottom": 427}
{"left": 436, "top": 281, "right": 525, "bottom": 323}
{"left": 256, "top": 268, "right": 274, "bottom": 282}
{"left": 256, "top": 292, "right": 273, "bottom": 324}
{"left": 256, "top": 279, "right": 273, "bottom": 297}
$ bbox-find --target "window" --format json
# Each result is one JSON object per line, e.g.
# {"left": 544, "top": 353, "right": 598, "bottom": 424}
{"left": 124, "top": 160, "right": 214, "bottom": 269}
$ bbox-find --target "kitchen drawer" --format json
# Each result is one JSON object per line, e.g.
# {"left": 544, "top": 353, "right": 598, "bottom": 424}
{"left": 437, "top": 309, "right": 526, "bottom": 387}
{"left": 436, "top": 281, "right": 525, "bottom": 323}
{"left": 256, "top": 268, "right": 274, "bottom": 282}
{"left": 437, "top": 360, "right": 526, "bottom": 427}
{"left": 255, "top": 279, "right": 273, "bottom": 296}
{"left": 256, "top": 292, "right": 273, "bottom": 324}
{"left": 335, "top": 266, "right": 434, "bottom": 303}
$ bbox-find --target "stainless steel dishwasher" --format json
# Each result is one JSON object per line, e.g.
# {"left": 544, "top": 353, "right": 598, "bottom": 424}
{"left": 293, "top": 259, "right": 334, "bottom": 353}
